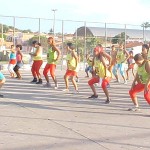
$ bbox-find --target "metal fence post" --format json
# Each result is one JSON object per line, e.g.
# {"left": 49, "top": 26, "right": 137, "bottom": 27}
{"left": 38, "top": 18, "right": 41, "bottom": 43}
{"left": 84, "top": 21, "right": 87, "bottom": 68}
{"left": 124, "top": 24, "right": 126, "bottom": 49}
{"left": 61, "top": 20, "right": 64, "bottom": 70}
{"left": 13, "top": 17, "right": 16, "bottom": 46}
{"left": 105, "top": 23, "right": 107, "bottom": 50}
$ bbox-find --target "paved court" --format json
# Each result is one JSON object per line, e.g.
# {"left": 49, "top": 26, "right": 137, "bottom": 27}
{"left": 0, "top": 69, "right": 150, "bottom": 150}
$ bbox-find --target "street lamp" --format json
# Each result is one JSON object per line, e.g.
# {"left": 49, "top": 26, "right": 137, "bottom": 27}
{"left": 52, "top": 9, "right": 57, "bottom": 37}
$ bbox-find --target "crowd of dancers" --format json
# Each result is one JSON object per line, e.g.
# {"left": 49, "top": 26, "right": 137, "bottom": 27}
{"left": 0, "top": 37, "right": 150, "bottom": 111}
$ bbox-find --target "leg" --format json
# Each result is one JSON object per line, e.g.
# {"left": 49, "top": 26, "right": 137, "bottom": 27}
{"left": 144, "top": 84, "right": 150, "bottom": 105}
{"left": 49, "top": 64, "right": 57, "bottom": 87}
{"left": 43, "top": 64, "right": 50, "bottom": 83}
{"left": 101, "top": 78, "right": 111, "bottom": 102}
{"left": 71, "top": 76, "right": 78, "bottom": 91}
{"left": 64, "top": 72, "right": 69, "bottom": 90}
{"left": 88, "top": 76, "right": 99, "bottom": 97}
{"left": 112, "top": 64, "right": 119, "bottom": 81}
{"left": 129, "top": 83, "right": 145, "bottom": 107}
{"left": 119, "top": 63, "right": 126, "bottom": 83}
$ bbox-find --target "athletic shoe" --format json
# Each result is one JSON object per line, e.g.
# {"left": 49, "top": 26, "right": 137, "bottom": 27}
{"left": 36, "top": 79, "right": 42, "bottom": 84}
{"left": 72, "top": 90, "right": 79, "bottom": 94}
{"left": 31, "top": 78, "right": 37, "bottom": 83}
{"left": 62, "top": 89, "right": 69, "bottom": 92}
{"left": 124, "top": 80, "right": 127, "bottom": 84}
{"left": 88, "top": 95, "right": 98, "bottom": 99}
{"left": 54, "top": 84, "right": 58, "bottom": 89}
{"left": 43, "top": 83, "right": 51, "bottom": 87}
{"left": 0, "top": 94, "right": 4, "bottom": 98}
{"left": 105, "top": 99, "right": 111, "bottom": 104}
{"left": 128, "top": 107, "right": 140, "bottom": 111}
{"left": 76, "top": 78, "right": 79, "bottom": 82}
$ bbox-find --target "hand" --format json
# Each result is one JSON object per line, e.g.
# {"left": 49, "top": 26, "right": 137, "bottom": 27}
{"left": 144, "top": 85, "right": 149, "bottom": 93}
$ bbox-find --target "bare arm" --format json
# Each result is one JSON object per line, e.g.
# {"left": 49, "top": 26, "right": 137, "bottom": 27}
{"left": 102, "top": 51, "right": 112, "bottom": 65}
{"left": 123, "top": 50, "right": 129, "bottom": 62}
{"left": 52, "top": 46, "right": 61, "bottom": 60}
{"left": 72, "top": 51, "right": 78, "bottom": 67}
{"left": 145, "top": 61, "right": 150, "bottom": 91}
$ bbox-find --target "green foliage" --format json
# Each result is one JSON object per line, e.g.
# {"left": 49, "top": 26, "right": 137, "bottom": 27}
{"left": 141, "top": 22, "right": 150, "bottom": 29}
{"left": 0, "top": 34, "right": 7, "bottom": 40}
{"left": 22, "top": 29, "right": 32, "bottom": 33}
{"left": 111, "top": 32, "right": 129, "bottom": 44}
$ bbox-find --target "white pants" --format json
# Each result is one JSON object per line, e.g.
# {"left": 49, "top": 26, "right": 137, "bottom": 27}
{"left": 8, "top": 64, "right": 15, "bottom": 74}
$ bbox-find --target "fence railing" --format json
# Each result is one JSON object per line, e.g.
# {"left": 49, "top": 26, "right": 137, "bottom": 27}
{"left": 0, "top": 15, "right": 150, "bottom": 69}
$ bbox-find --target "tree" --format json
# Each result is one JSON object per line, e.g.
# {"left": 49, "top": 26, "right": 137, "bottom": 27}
{"left": 0, "top": 34, "right": 7, "bottom": 40}
{"left": 141, "top": 22, "right": 150, "bottom": 43}
{"left": 111, "top": 32, "right": 129, "bottom": 44}
{"left": 141, "top": 22, "right": 150, "bottom": 29}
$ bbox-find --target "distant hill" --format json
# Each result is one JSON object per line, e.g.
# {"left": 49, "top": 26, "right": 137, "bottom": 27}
{"left": 0, "top": 23, "right": 32, "bottom": 33}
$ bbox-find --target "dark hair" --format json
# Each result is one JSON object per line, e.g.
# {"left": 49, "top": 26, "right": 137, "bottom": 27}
{"left": 129, "top": 50, "right": 133, "bottom": 54}
{"left": 67, "top": 42, "right": 75, "bottom": 50}
{"left": 11, "top": 45, "right": 14, "bottom": 48}
{"left": 97, "top": 44, "right": 102, "bottom": 47}
{"left": 134, "top": 53, "right": 144, "bottom": 61}
{"left": 32, "top": 41, "right": 41, "bottom": 46}
{"left": 142, "top": 44, "right": 149, "bottom": 50}
{"left": 16, "top": 44, "right": 22, "bottom": 50}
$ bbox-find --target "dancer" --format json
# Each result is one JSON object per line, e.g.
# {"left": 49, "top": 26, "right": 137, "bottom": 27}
{"left": 0, "top": 71, "right": 6, "bottom": 98}
{"left": 112, "top": 43, "right": 129, "bottom": 84}
{"left": 29, "top": 41, "right": 43, "bottom": 84}
{"left": 109, "top": 45, "right": 117, "bottom": 73}
{"left": 141, "top": 44, "right": 149, "bottom": 60}
{"left": 85, "top": 54, "right": 93, "bottom": 77}
{"left": 88, "top": 46, "right": 112, "bottom": 104}
{"left": 126, "top": 51, "right": 135, "bottom": 80}
{"left": 43, "top": 37, "right": 61, "bottom": 89}
{"left": 129, "top": 53, "right": 150, "bottom": 111}
{"left": 14, "top": 44, "right": 23, "bottom": 79}
{"left": 8, "top": 45, "right": 16, "bottom": 78}
{"left": 63, "top": 42, "right": 79, "bottom": 92}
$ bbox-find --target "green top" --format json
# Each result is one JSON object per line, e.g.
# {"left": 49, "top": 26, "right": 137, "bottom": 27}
{"left": 116, "top": 50, "right": 125, "bottom": 64}
{"left": 87, "top": 58, "right": 92, "bottom": 66}
{"left": 47, "top": 47, "right": 57, "bottom": 64}
{"left": 137, "top": 61, "right": 149, "bottom": 84}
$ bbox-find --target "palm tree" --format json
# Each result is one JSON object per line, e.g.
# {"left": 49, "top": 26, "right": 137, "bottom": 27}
{"left": 141, "top": 22, "right": 150, "bottom": 42}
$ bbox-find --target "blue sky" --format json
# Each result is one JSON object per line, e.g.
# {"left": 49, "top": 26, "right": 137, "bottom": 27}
{"left": 0, "top": 0, "right": 150, "bottom": 33}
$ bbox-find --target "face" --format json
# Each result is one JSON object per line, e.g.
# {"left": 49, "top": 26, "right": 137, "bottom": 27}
{"left": 119, "top": 44, "right": 124, "bottom": 50}
{"left": 135, "top": 60, "right": 143, "bottom": 66}
{"left": 47, "top": 38, "right": 53, "bottom": 45}
{"left": 16, "top": 47, "right": 20, "bottom": 51}
{"left": 142, "top": 46, "right": 148, "bottom": 54}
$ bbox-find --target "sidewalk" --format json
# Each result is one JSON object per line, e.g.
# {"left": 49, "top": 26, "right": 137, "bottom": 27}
{"left": 0, "top": 70, "right": 150, "bottom": 150}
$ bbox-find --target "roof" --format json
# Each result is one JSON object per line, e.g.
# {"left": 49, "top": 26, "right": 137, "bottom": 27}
{"left": 75, "top": 26, "right": 150, "bottom": 40}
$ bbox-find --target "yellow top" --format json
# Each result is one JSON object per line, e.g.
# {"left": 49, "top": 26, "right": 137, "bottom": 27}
{"left": 33, "top": 47, "right": 43, "bottom": 61}
{"left": 66, "top": 51, "right": 78, "bottom": 72}
{"left": 94, "top": 57, "right": 111, "bottom": 78}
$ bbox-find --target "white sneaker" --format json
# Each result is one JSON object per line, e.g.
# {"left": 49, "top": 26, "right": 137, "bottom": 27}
{"left": 128, "top": 107, "right": 140, "bottom": 111}
{"left": 72, "top": 90, "right": 79, "bottom": 94}
{"left": 62, "top": 89, "right": 69, "bottom": 92}
{"left": 43, "top": 83, "right": 51, "bottom": 87}
{"left": 54, "top": 84, "right": 58, "bottom": 89}
{"left": 124, "top": 80, "right": 127, "bottom": 84}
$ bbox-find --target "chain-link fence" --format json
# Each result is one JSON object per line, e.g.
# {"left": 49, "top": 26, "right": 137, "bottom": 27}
{"left": 0, "top": 15, "right": 150, "bottom": 69}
